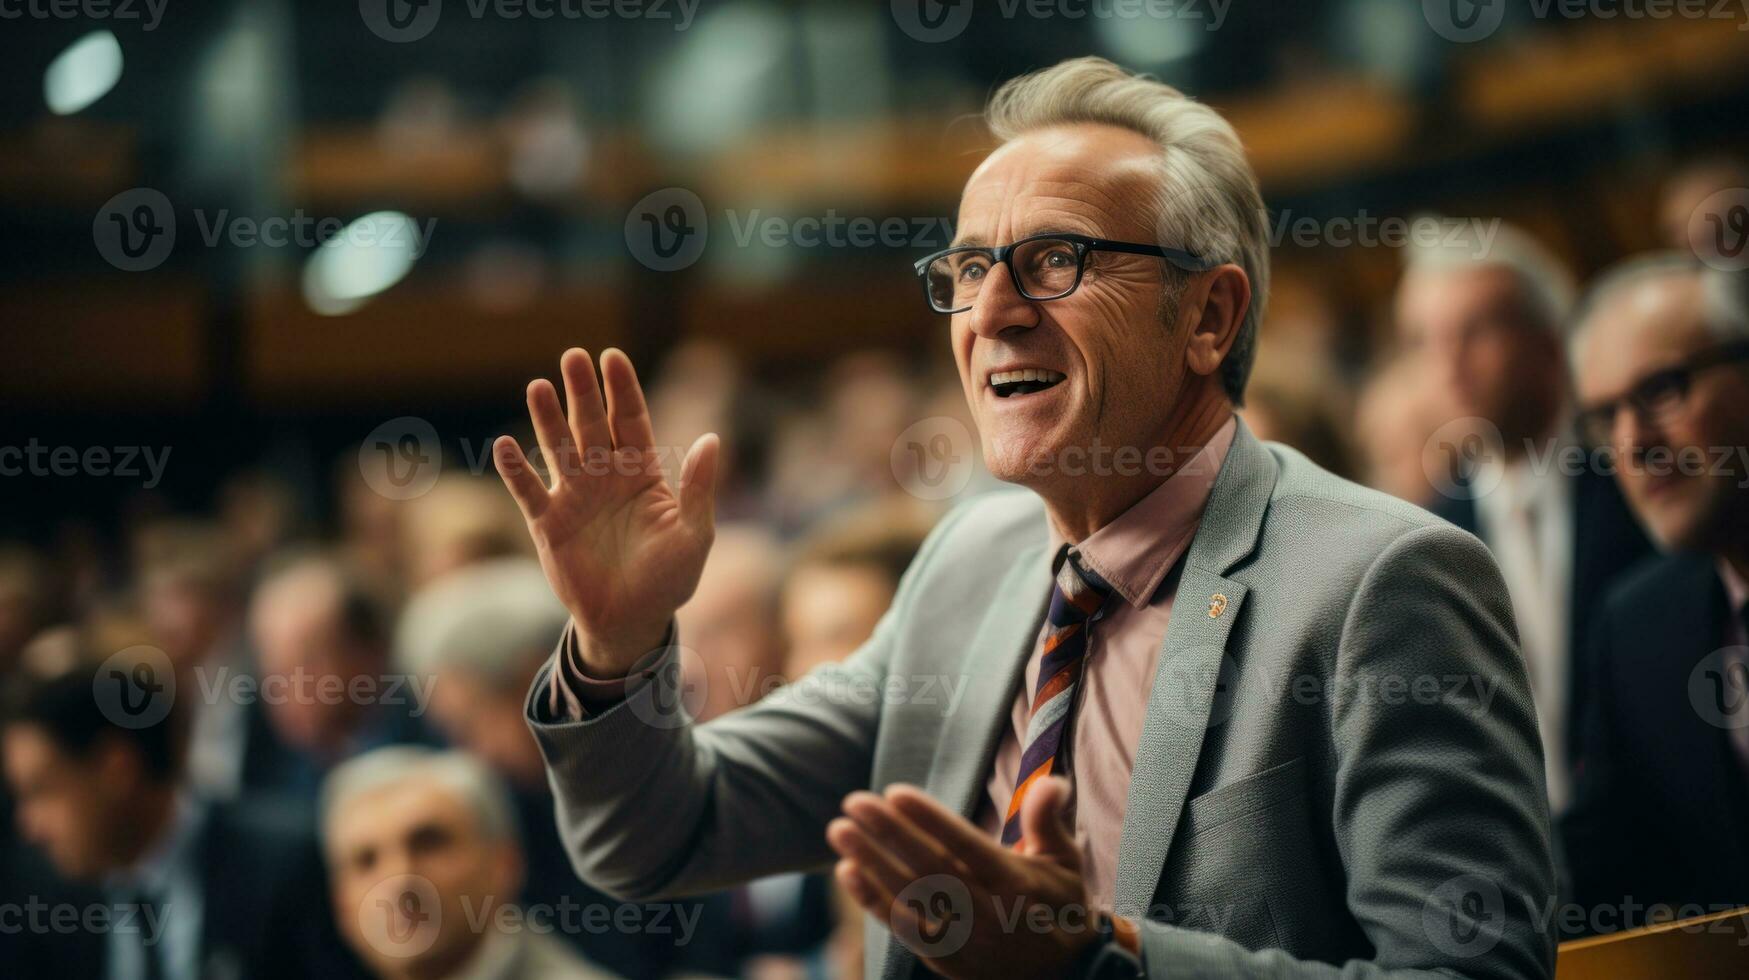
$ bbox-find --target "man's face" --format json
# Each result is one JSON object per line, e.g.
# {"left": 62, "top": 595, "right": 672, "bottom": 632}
{"left": 251, "top": 597, "right": 360, "bottom": 752}
{"left": 2, "top": 725, "right": 121, "bottom": 879}
{"left": 950, "top": 124, "right": 1191, "bottom": 485}
{"left": 427, "top": 669, "right": 546, "bottom": 790}
{"left": 780, "top": 562, "right": 896, "bottom": 680}
{"left": 1397, "top": 265, "right": 1556, "bottom": 433}
{"left": 1575, "top": 274, "right": 1749, "bottom": 550}
{"left": 328, "top": 779, "right": 519, "bottom": 979}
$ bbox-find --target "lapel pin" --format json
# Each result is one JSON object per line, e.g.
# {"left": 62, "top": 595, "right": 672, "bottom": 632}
{"left": 1208, "top": 593, "right": 1228, "bottom": 618}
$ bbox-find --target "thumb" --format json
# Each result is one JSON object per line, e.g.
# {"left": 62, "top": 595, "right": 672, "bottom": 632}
{"left": 1019, "top": 776, "right": 1079, "bottom": 864}
{"left": 678, "top": 432, "right": 720, "bottom": 536}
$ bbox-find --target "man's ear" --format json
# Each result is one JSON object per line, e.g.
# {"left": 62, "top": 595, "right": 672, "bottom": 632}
{"left": 1182, "top": 264, "right": 1251, "bottom": 380}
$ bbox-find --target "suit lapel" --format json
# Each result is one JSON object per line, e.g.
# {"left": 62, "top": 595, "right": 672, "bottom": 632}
{"left": 922, "top": 540, "right": 1052, "bottom": 818}
{"left": 879, "top": 541, "right": 1050, "bottom": 980}
{"left": 1114, "top": 420, "right": 1277, "bottom": 916}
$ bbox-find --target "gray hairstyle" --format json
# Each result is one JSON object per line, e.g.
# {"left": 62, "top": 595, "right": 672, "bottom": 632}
{"left": 320, "top": 746, "right": 518, "bottom": 856}
{"left": 1569, "top": 252, "right": 1749, "bottom": 364}
{"left": 1402, "top": 218, "right": 1577, "bottom": 336}
{"left": 394, "top": 558, "right": 568, "bottom": 690}
{"left": 985, "top": 57, "right": 1272, "bottom": 405}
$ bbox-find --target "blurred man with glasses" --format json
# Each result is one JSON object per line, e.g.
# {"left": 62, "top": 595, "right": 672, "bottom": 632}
{"left": 502, "top": 57, "right": 1554, "bottom": 979}
{"left": 1395, "top": 227, "right": 1652, "bottom": 817}
{"left": 1562, "top": 257, "right": 1749, "bottom": 932}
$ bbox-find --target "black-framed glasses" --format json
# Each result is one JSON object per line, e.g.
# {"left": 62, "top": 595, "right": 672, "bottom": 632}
{"left": 1574, "top": 340, "right": 1749, "bottom": 446}
{"left": 913, "top": 232, "right": 1215, "bottom": 315}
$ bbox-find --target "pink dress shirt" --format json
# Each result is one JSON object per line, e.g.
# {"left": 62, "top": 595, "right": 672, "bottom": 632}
{"left": 975, "top": 417, "right": 1236, "bottom": 909}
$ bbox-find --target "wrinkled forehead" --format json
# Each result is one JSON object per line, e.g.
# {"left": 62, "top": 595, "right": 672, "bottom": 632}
{"left": 954, "top": 124, "right": 1167, "bottom": 247}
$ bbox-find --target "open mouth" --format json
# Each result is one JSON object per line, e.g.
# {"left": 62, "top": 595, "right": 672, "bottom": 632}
{"left": 989, "top": 368, "right": 1065, "bottom": 399}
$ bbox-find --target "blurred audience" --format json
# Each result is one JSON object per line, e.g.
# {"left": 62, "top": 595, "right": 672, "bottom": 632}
{"left": 1562, "top": 256, "right": 1749, "bottom": 931}
{"left": 246, "top": 553, "right": 433, "bottom": 807}
{"left": 2, "top": 650, "right": 366, "bottom": 979}
{"left": 323, "top": 746, "right": 613, "bottom": 980}
{"left": 135, "top": 521, "right": 255, "bottom": 800}
{"left": 396, "top": 559, "right": 737, "bottom": 977}
{"left": 1396, "top": 221, "right": 1653, "bottom": 813}
{"left": 1352, "top": 354, "right": 1448, "bottom": 509}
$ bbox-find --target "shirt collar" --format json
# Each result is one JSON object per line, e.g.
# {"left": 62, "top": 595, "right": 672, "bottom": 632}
{"left": 106, "top": 792, "right": 204, "bottom": 897}
{"left": 1047, "top": 416, "right": 1238, "bottom": 609}
{"left": 1719, "top": 559, "right": 1749, "bottom": 616}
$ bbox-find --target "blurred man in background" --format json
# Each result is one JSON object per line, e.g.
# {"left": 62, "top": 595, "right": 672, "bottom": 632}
{"left": 397, "top": 559, "right": 735, "bottom": 977}
{"left": 2, "top": 651, "right": 365, "bottom": 980}
{"left": 1397, "top": 224, "right": 1652, "bottom": 813}
{"left": 1563, "top": 257, "right": 1749, "bottom": 930}
{"left": 778, "top": 501, "right": 934, "bottom": 681}
{"left": 677, "top": 524, "right": 786, "bottom": 723}
{"left": 323, "top": 746, "right": 615, "bottom": 980}
{"left": 246, "top": 554, "right": 433, "bottom": 807}
{"left": 135, "top": 521, "right": 255, "bottom": 800}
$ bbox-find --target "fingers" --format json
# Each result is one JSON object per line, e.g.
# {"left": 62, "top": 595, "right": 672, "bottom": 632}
{"left": 678, "top": 432, "right": 720, "bottom": 535}
{"left": 827, "top": 814, "right": 915, "bottom": 907}
{"left": 1017, "top": 776, "right": 1079, "bottom": 864}
{"left": 841, "top": 791, "right": 966, "bottom": 885}
{"left": 493, "top": 436, "right": 547, "bottom": 519}
{"left": 886, "top": 785, "right": 1017, "bottom": 887}
{"left": 560, "top": 348, "right": 612, "bottom": 454}
{"left": 526, "top": 379, "right": 577, "bottom": 482}
{"left": 600, "top": 348, "right": 657, "bottom": 452}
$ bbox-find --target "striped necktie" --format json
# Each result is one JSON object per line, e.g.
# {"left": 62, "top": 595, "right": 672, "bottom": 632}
{"left": 1001, "top": 546, "right": 1113, "bottom": 847}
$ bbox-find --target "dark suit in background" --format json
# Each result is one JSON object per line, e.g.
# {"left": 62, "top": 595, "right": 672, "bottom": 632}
{"left": 8, "top": 798, "right": 369, "bottom": 980}
{"left": 1432, "top": 466, "right": 1653, "bottom": 781}
{"left": 1561, "top": 553, "right": 1749, "bottom": 932}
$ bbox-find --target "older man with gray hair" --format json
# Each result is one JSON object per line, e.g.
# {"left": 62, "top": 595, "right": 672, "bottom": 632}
{"left": 1561, "top": 257, "right": 1749, "bottom": 931}
{"left": 1396, "top": 222, "right": 1651, "bottom": 815}
{"left": 322, "top": 746, "right": 619, "bottom": 980}
{"left": 396, "top": 561, "right": 734, "bottom": 977}
{"left": 501, "top": 57, "right": 1555, "bottom": 978}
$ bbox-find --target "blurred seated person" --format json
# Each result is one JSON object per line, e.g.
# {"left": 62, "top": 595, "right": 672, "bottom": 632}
{"left": 1353, "top": 354, "right": 1448, "bottom": 509}
{"left": 1236, "top": 346, "right": 1354, "bottom": 481}
{"left": 400, "top": 473, "right": 527, "bottom": 590}
{"left": 759, "top": 503, "right": 934, "bottom": 980}
{"left": 780, "top": 501, "right": 935, "bottom": 681}
{"left": 323, "top": 746, "right": 615, "bottom": 980}
{"left": 1562, "top": 256, "right": 1749, "bottom": 931}
{"left": 1, "top": 647, "right": 366, "bottom": 979}
{"left": 1660, "top": 156, "right": 1749, "bottom": 253}
{"left": 245, "top": 553, "right": 434, "bottom": 810}
{"left": 0, "top": 544, "right": 48, "bottom": 672}
{"left": 397, "top": 559, "right": 735, "bottom": 977}
{"left": 678, "top": 524, "right": 787, "bottom": 723}
{"left": 1397, "top": 221, "right": 1652, "bottom": 813}
{"left": 136, "top": 521, "right": 255, "bottom": 800}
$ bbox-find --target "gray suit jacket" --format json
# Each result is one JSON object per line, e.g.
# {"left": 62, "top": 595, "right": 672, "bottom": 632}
{"left": 527, "top": 422, "right": 1556, "bottom": 979}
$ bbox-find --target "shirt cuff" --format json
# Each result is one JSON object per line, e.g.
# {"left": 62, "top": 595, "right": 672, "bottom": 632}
{"left": 542, "top": 619, "right": 679, "bottom": 721}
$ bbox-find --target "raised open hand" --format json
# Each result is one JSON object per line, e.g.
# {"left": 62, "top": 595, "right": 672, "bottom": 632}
{"left": 494, "top": 347, "right": 719, "bottom": 678}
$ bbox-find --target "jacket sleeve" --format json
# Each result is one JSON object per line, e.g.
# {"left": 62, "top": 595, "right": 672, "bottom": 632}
{"left": 524, "top": 502, "right": 969, "bottom": 901}
{"left": 1138, "top": 523, "right": 1557, "bottom": 980}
